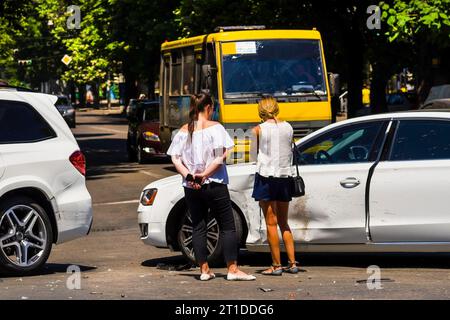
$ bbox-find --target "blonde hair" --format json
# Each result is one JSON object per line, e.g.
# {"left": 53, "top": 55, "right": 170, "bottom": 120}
{"left": 258, "top": 96, "right": 279, "bottom": 121}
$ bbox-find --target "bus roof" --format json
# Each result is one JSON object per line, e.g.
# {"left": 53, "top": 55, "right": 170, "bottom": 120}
{"left": 161, "top": 29, "right": 322, "bottom": 51}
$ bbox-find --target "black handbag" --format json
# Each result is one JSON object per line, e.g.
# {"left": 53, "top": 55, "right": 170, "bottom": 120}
{"left": 291, "top": 143, "right": 305, "bottom": 197}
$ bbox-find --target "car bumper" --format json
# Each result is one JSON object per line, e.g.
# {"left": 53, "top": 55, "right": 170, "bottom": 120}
{"left": 53, "top": 178, "right": 93, "bottom": 244}
{"left": 141, "top": 142, "right": 166, "bottom": 157}
{"left": 138, "top": 205, "right": 168, "bottom": 247}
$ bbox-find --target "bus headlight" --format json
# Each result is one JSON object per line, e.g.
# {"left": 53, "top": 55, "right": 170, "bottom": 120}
{"left": 143, "top": 131, "right": 160, "bottom": 141}
{"left": 141, "top": 188, "right": 158, "bottom": 206}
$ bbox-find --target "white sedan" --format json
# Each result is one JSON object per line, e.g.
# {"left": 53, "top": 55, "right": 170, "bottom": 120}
{"left": 137, "top": 112, "right": 450, "bottom": 264}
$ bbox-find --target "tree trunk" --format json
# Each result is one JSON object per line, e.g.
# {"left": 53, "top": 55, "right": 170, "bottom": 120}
{"left": 123, "top": 62, "right": 138, "bottom": 106}
{"left": 370, "top": 62, "right": 388, "bottom": 114}
{"left": 78, "top": 84, "right": 86, "bottom": 108}
{"left": 345, "top": 43, "right": 364, "bottom": 118}
{"left": 345, "top": 9, "right": 364, "bottom": 119}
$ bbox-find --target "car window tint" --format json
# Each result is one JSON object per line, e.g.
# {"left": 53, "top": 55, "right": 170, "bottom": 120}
{"left": 296, "top": 121, "right": 384, "bottom": 165}
{"left": 0, "top": 100, "right": 56, "bottom": 144}
{"left": 390, "top": 120, "right": 450, "bottom": 161}
{"left": 143, "top": 105, "right": 159, "bottom": 121}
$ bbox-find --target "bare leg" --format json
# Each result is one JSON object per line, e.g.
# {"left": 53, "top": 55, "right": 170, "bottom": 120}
{"left": 275, "top": 201, "right": 297, "bottom": 267}
{"left": 199, "top": 261, "right": 211, "bottom": 274}
{"left": 260, "top": 200, "right": 282, "bottom": 271}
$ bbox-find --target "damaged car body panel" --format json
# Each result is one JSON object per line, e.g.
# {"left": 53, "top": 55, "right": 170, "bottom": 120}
{"left": 138, "top": 112, "right": 450, "bottom": 255}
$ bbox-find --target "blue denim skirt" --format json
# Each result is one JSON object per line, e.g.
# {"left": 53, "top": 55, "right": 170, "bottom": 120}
{"left": 251, "top": 173, "right": 292, "bottom": 202}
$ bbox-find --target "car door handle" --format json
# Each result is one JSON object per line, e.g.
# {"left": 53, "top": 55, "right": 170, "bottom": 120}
{"left": 340, "top": 177, "right": 360, "bottom": 188}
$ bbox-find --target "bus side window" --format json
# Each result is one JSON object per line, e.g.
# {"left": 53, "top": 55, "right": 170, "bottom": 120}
{"left": 170, "top": 50, "right": 182, "bottom": 96}
{"left": 182, "top": 48, "right": 195, "bottom": 95}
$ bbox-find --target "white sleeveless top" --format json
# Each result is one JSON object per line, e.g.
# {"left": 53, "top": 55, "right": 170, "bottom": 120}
{"left": 167, "top": 124, "right": 234, "bottom": 188}
{"left": 256, "top": 121, "right": 294, "bottom": 178}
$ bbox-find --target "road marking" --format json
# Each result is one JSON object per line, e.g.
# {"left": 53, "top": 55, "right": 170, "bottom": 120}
{"left": 139, "top": 170, "right": 163, "bottom": 178}
{"left": 85, "top": 125, "right": 127, "bottom": 134}
{"left": 93, "top": 199, "right": 139, "bottom": 206}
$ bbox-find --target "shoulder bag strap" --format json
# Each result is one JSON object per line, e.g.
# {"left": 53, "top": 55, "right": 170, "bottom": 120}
{"left": 292, "top": 141, "right": 300, "bottom": 177}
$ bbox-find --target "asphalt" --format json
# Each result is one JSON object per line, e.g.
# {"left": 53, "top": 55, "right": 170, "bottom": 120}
{"left": 1, "top": 109, "right": 450, "bottom": 300}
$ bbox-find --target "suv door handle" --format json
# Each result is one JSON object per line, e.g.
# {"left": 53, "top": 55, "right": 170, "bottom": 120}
{"left": 340, "top": 177, "right": 360, "bottom": 188}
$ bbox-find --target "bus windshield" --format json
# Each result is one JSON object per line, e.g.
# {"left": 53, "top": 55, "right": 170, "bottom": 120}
{"left": 221, "top": 39, "right": 327, "bottom": 99}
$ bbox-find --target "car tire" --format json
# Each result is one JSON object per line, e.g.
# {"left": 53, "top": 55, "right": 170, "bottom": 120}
{"left": 126, "top": 138, "right": 137, "bottom": 162}
{"left": 137, "top": 143, "right": 146, "bottom": 164}
{"left": 177, "top": 206, "right": 244, "bottom": 267}
{"left": 0, "top": 196, "right": 53, "bottom": 275}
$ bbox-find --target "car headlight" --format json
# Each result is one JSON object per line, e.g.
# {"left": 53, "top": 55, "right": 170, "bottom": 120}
{"left": 142, "top": 131, "right": 160, "bottom": 141}
{"left": 141, "top": 188, "right": 158, "bottom": 206}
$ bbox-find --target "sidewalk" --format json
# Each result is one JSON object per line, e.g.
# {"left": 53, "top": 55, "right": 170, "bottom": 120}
{"left": 77, "top": 105, "right": 125, "bottom": 116}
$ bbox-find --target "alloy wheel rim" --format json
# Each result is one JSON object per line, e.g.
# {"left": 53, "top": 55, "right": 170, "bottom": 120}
{"left": 179, "top": 211, "right": 220, "bottom": 261}
{"left": 0, "top": 205, "right": 47, "bottom": 267}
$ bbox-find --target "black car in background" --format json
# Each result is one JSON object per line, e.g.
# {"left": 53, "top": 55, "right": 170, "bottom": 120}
{"left": 55, "top": 95, "right": 76, "bottom": 128}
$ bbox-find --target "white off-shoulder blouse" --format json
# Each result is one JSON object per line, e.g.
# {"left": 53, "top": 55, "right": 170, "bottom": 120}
{"left": 167, "top": 124, "right": 234, "bottom": 188}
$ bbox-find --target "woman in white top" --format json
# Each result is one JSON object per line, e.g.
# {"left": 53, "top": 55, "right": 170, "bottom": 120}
{"left": 167, "top": 93, "right": 255, "bottom": 281}
{"left": 251, "top": 96, "right": 299, "bottom": 275}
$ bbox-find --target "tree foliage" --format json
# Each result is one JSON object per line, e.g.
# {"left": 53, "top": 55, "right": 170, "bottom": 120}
{"left": 381, "top": 0, "right": 450, "bottom": 43}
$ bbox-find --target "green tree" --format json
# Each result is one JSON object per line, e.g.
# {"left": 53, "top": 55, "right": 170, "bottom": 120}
{"left": 113, "top": 0, "right": 179, "bottom": 103}
{"left": 381, "top": 0, "right": 450, "bottom": 103}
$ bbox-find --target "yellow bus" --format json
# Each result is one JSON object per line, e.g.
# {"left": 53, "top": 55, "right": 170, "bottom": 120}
{"left": 158, "top": 26, "right": 338, "bottom": 162}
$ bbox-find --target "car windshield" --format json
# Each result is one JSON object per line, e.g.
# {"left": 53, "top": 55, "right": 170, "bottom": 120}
{"left": 222, "top": 39, "right": 327, "bottom": 99}
{"left": 55, "top": 97, "right": 69, "bottom": 106}
{"left": 142, "top": 104, "right": 159, "bottom": 121}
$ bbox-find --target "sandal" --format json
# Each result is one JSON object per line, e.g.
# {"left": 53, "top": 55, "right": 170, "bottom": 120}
{"left": 262, "top": 264, "right": 283, "bottom": 276}
{"left": 283, "top": 261, "right": 300, "bottom": 274}
{"left": 199, "top": 272, "right": 216, "bottom": 281}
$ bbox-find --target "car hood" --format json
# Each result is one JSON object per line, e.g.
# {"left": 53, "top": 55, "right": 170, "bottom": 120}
{"left": 139, "top": 121, "right": 160, "bottom": 135}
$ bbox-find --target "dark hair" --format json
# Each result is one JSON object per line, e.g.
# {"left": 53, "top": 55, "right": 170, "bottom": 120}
{"left": 188, "top": 93, "right": 213, "bottom": 141}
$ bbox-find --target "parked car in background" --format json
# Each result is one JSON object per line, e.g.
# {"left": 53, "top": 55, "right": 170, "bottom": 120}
{"left": 55, "top": 95, "right": 76, "bottom": 128}
{"left": 386, "top": 92, "right": 415, "bottom": 112}
{"left": 420, "top": 84, "right": 450, "bottom": 110}
{"left": 126, "top": 100, "right": 165, "bottom": 163}
{"left": 125, "top": 98, "right": 138, "bottom": 117}
{"left": 0, "top": 88, "right": 92, "bottom": 275}
{"left": 138, "top": 111, "right": 450, "bottom": 265}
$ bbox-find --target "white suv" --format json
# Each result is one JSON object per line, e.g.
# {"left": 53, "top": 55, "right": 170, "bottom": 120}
{"left": 0, "top": 88, "right": 92, "bottom": 275}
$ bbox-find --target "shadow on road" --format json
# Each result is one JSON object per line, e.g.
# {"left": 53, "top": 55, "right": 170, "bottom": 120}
{"left": 141, "top": 251, "right": 450, "bottom": 271}
{"left": 74, "top": 133, "right": 114, "bottom": 139}
{"left": 0, "top": 264, "right": 97, "bottom": 278}
{"left": 141, "top": 255, "right": 187, "bottom": 268}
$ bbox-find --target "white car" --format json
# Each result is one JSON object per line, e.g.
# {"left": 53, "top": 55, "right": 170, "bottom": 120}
{"left": 138, "top": 112, "right": 450, "bottom": 265}
{"left": 0, "top": 88, "right": 92, "bottom": 274}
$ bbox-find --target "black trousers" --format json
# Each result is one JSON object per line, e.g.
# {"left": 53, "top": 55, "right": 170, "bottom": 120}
{"left": 184, "top": 182, "right": 238, "bottom": 263}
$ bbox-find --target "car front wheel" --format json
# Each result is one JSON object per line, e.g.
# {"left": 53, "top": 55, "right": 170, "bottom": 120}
{"left": 177, "top": 207, "right": 244, "bottom": 266}
{"left": 137, "top": 143, "right": 147, "bottom": 164}
{"left": 0, "top": 196, "right": 53, "bottom": 275}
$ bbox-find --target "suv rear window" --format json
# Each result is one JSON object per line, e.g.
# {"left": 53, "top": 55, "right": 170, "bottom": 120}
{"left": 0, "top": 100, "right": 56, "bottom": 144}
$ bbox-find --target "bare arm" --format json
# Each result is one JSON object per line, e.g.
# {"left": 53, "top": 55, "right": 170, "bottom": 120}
{"left": 171, "top": 155, "right": 190, "bottom": 178}
{"left": 249, "top": 125, "right": 260, "bottom": 162}
{"left": 195, "top": 147, "right": 229, "bottom": 182}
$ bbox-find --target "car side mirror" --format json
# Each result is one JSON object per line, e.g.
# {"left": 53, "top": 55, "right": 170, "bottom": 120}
{"left": 328, "top": 73, "right": 340, "bottom": 97}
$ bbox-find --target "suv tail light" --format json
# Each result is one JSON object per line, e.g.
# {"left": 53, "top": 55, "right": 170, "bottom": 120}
{"left": 70, "top": 151, "right": 86, "bottom": 176}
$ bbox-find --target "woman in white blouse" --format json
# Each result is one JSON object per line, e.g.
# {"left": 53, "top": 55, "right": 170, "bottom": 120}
{"left": 167, "top": 93, "right": 255, "bottom": 281}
